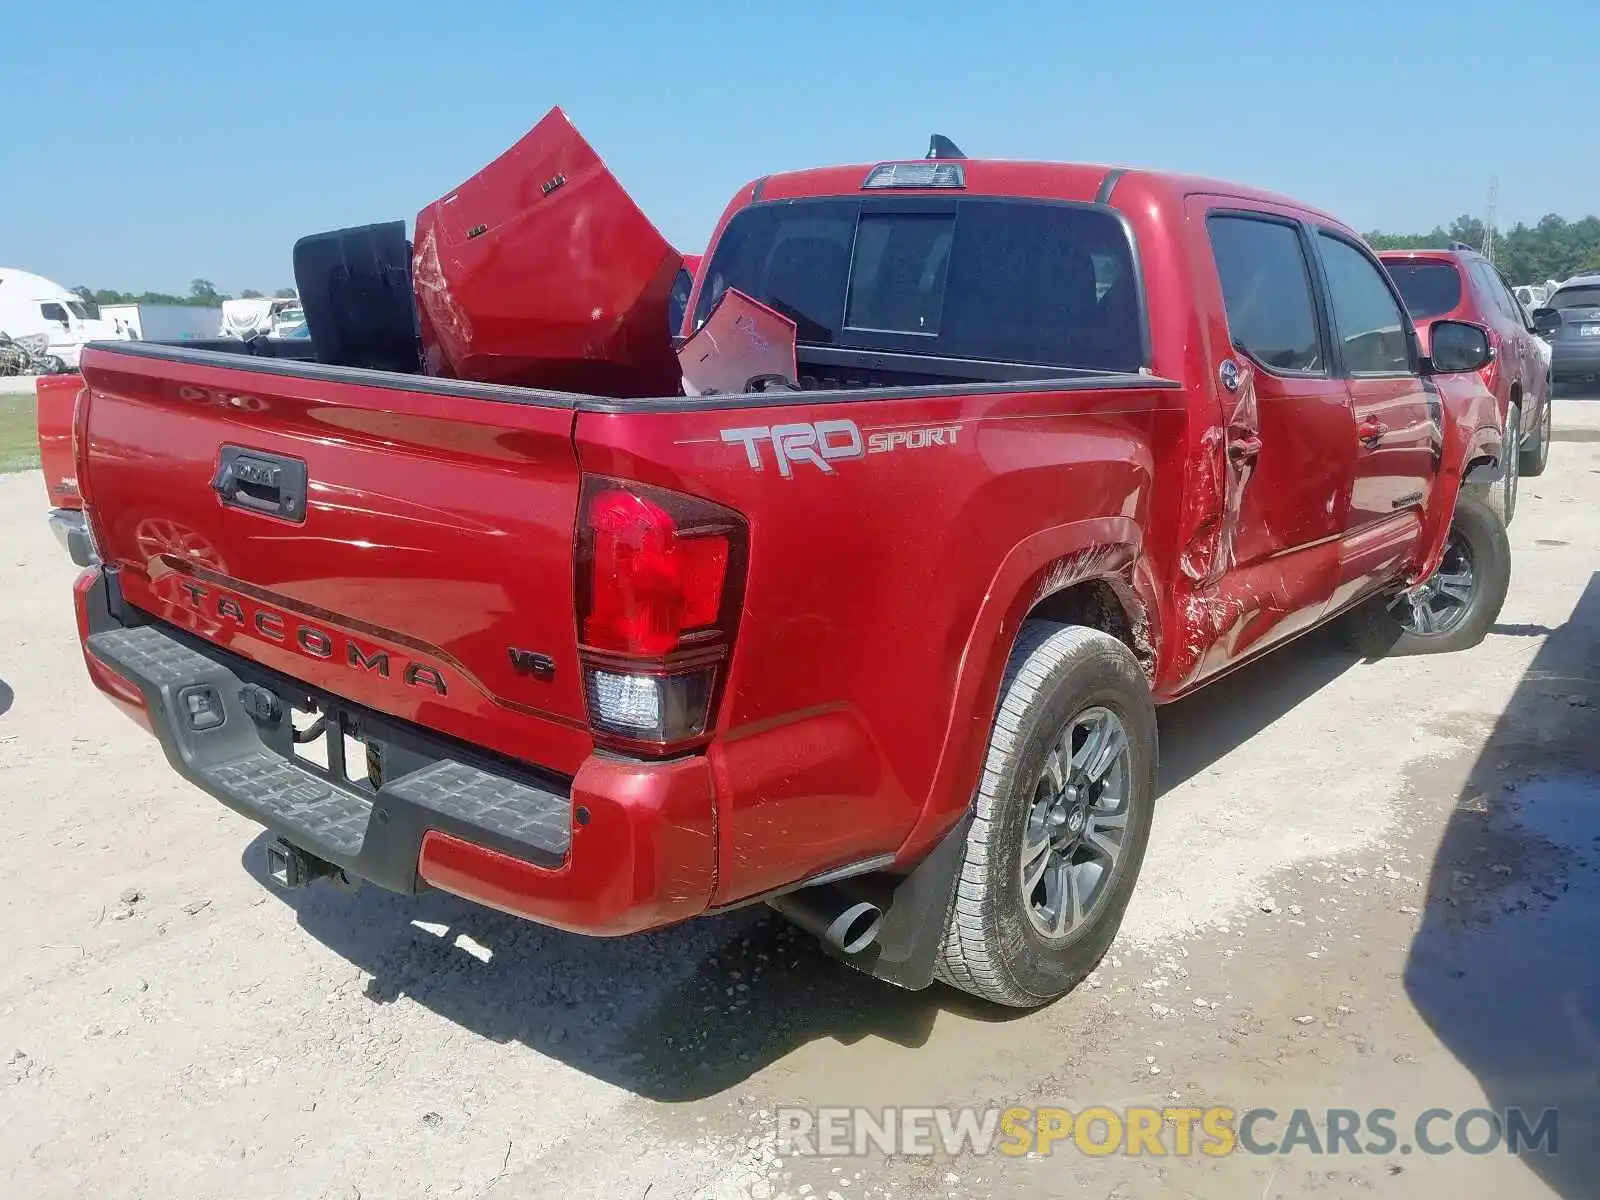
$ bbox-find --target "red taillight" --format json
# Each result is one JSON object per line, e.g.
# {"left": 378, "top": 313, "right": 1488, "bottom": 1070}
{"left": 575, "top": 478, "right": 746, "bottom": 755}
{"left": 581, "top": 489, "right": 731, "bottom": 655}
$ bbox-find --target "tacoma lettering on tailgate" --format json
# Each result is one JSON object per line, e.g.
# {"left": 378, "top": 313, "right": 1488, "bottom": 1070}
{"left": 173, "top": 580, "right": 450, "bottom": 696}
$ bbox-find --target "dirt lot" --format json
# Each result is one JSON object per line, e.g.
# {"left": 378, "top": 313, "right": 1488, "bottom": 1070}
{"left": 3, "top": 403, "right": 1598, "bottom": 1200}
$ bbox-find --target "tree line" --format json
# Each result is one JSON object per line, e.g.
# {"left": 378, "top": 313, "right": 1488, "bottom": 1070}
{"left": 70, "top": 279, "right": 296, "bottom": 314}
{"left": 1365, "top": 214, "right": 1600, "bottom": 286}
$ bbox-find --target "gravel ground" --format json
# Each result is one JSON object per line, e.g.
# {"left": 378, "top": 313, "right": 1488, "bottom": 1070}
{"left": 2, "top": 400, "right": 1598, "bottom": 1199}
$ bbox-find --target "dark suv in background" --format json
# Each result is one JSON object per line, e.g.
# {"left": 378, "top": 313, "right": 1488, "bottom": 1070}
{"left": 1532, "top": 273, "right": 1600, "bottom": 395}
{"left": 1379, "top": 245, "right": 1552, "bottom": 525}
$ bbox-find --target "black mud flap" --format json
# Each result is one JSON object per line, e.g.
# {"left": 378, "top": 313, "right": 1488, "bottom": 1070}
{"left": 802, "top": 810, "right": 974, "bottom": 991}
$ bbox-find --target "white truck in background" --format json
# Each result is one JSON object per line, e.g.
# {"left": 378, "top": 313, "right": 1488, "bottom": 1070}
{"left": 0, "top": 267, "right": 118, "bottom": 369}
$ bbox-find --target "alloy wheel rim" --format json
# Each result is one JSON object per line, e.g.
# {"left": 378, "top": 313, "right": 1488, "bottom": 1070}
{"left": 1019, "top": 706, "right": 1132, "bottom": 938}
{"left": 1389, "top": 531, "right": 1475, "bottom": 636}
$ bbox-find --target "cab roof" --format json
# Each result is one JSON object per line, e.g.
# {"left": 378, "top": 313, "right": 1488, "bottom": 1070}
{"left": 749, "top": 159, "right": 1344, "bottom": 226}
{"left": 1376, "top": 248, "right": 1484, "bottom": 265}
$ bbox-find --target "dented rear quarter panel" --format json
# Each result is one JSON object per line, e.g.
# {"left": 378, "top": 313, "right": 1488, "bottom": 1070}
{"left": 574, "top": 381, "right": 1182, "bottom": 901}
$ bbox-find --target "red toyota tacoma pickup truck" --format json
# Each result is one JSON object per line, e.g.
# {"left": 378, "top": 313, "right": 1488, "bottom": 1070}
{"left": 37, "top": 373, "right": 95, "bottom": 564}
{"left": 68, "top": 117, "right": 1512, "bottom": 1007}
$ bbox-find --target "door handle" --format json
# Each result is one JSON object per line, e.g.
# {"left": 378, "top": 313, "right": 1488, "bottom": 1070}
{"left": 212, "top": 446, "right": 308, "bottom": 522}
{"left": 1357, "top": 419, "right": 1387, "bottom": 449}
{"left": 1226, "top": 433, "right": 1262, "bottom": 466}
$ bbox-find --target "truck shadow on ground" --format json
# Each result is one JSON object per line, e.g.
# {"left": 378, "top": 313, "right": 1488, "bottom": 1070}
{"left": 245, "top": 622, "right": 1372, "bottom": 1102}
{"left": 1404, "top": 572, "right": 1600, "bottom": 1199}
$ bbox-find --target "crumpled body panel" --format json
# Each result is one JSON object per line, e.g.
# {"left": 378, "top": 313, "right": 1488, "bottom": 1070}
{"left": 1177, "top": 364, "right": 1259, "bottom": 589}
{"left": 1170, "top": 363, "right": 1270, "bottom": 685}
{"left": 413, "top": 106, "right": 683, "bottom": 397}
{"left": 677, "top": 288, "right": 798, "bottom": 396}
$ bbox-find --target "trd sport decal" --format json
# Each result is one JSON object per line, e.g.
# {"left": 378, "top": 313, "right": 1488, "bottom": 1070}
{"left": 720, "top": 419, "right": 961, "bottom": 478}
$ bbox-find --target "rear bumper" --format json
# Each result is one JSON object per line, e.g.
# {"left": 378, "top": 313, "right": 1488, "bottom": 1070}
{"left": 76, "top": 572, "right": 716, "bottom": 936}
{"left": 48, "top": 508, "right": 97, "bottom": 567}
{"left": 1551, "top": 339, "right": 1600, "bottom": 380}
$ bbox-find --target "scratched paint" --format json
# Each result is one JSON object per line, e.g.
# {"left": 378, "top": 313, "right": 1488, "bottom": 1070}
{"left": 1172, "top": 363, "right": 1265, "bottom": 683}
{"left": 411, "top": 225, "right": 474, "bottom": 378}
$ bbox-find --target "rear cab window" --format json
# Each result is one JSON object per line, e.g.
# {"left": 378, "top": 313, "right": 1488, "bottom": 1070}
{"left": 1384, "top": 259, "right": 1463, "bottom": 320}
{"left": 693, "top": 197, "right": 1147, "bottom": 375}
{"left": 1205, "top": 213, "right": 1325, "bottom": 374}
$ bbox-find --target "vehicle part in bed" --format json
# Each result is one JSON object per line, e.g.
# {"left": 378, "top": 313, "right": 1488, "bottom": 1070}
{"left": 412, "top": 106, "right": 683, "bottom": 397}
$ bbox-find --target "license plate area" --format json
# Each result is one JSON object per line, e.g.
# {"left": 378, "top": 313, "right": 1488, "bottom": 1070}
{"left": 1580, "top": 325, "right": 1600, "bottom": 337}
{"left": 288, "top": 702, "right": 374, "bottom": 790}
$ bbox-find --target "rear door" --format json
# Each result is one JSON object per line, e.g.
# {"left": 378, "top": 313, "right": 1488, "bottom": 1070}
{"left": 1311, "top": 230, "right": 1437, "bottom": 605}
{"left": 1188, "top": 201, "right": 1356, "bottom": 665}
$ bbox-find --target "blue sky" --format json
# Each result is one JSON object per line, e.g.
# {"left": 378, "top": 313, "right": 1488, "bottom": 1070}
{"left": 1, "top": 0, "right": 1588, "bottom": 295}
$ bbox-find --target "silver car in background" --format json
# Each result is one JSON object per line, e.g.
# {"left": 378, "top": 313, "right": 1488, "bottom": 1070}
{"left": 1532, "top": 273, "right": 1600, "bottom": 392}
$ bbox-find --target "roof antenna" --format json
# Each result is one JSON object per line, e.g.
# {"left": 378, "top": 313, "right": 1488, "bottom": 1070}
{"left": 927, "top": 134, "right": 966, "bottom": 160}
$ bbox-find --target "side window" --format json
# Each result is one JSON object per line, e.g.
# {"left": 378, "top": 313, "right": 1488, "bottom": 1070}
{"left": 39, "top": 302, "right": 69, "bottom": 323}
{"left": 1494, "top": 268, "right": 1534, "bottom": 328}
{"left": 1471, "top": 262, "right": 1516, "bottom": 321}
{"left": 1206, "top": 214, "right": 1324, "bottom": 374}
{"left": 1315, "top": 234, "right": 1412, "bottom": 375}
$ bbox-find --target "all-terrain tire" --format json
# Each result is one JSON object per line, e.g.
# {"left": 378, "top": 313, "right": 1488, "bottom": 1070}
{"left": 1520, "top": 391, "right": 1552, "bottom": 478}
{"left": 934, "top": 622, "right": 1158, "bottom": 1007}
{"left": 1344, "top": 490, "right": 1510, "bottom": 658}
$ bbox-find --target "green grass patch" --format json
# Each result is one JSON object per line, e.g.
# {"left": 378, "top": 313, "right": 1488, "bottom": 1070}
{"left": 0, "top": 392, "right": 40, "bottom": 473}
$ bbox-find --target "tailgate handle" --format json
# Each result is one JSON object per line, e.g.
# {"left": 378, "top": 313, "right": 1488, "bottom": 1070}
{"left": 212, "top": 446, "right": 309, "bottom": 523}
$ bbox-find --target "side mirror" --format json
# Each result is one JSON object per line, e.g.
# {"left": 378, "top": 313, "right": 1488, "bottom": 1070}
{"left": 1531, "top": 306, "right": 1561, "bottom": 336}
{"left": 1425, "top": 319, "right": 1494, "bottom": 375}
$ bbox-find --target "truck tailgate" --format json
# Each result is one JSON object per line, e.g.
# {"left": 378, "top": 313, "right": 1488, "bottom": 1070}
{"left": 78, "top": 344, "right": 594, "bottom": 775}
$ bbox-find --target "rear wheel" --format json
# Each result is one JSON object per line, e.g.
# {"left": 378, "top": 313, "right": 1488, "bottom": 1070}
{"left": 935, "top": 623, "right": 1157, "bottom": 1007}
{"left": 1345, "top": 491, "right": 1510, "bottom": 658}
{"left": 1521, "top": 391, "right": 1552, "bottom": 477}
